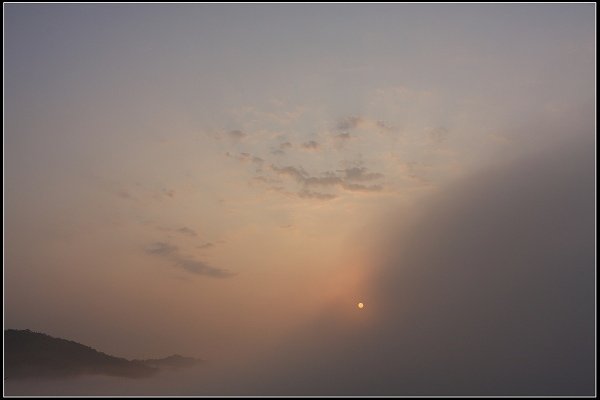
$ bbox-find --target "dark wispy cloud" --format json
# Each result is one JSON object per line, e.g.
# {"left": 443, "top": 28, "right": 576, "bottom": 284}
{"left": 428, "top": 126, "right": 449, "bottom": 143}
{"left": 225, "top": 130, "right": 246, "bottom": 140}
{"left": 217, "top": 119, "right": 384, "bottom": 201}
{"left": 376, "top": 120, "right": 394, "bottom": 132}
{"left": 303, "top": 175, "right": 343, "bottom": 187}
{"left": 176, "top": 259, "right": 232, "bottom": 278}
{"left": 301, "top": 141, "right": 320, "bottom": 151}
{"left": 227, "top": 152, "right": 265, "bottom": 165}
{"left": 332, "top": 132, "right": 354, "bottom": 147}
{"left": 334, "top": 116, "right": 394, "bottom": 138}
{"left": 271, "top": 165, "right": 308, "bottom": 182}
{"left": 340, "top": 182, "right": 383, "bottom": 192}
{"left": 145, "top": 241, "right": 177, "bottom": 256}
{"left": 252, "top": 176, "right": 283, "bottom": 185}
{"left": 177, "top": 227, "right": 197, "bottom": 237}
{"left": 334, "top": 132, "right": 352, "bottom": 141}
{"left": 145, "top": 242, "right": 234, "bottom": 278}
{"left": 270, "top": 142, "right": 293, "bottom": 156}
{"left": 197, "top": 242, "right": 214, "bottom": 250}
{"left": 340, "top": 167, "right": 384, "bottom": 182}
{"left": 162, "top": 189, "right": 176, "bottom": 198}
{"left": 157, "top": 226, "right": 198, "bottom": 238}
{"left": 216, "top": 116, "right": 389, "bottom": 201}
{"left": 336, "top": 116, "right": 362, "bottom": 132}
{"left": 297, "top": 189, "right": 337, "bottom": 200}
{"left": 270, "top": 164, "right": 384, "bottom": 194}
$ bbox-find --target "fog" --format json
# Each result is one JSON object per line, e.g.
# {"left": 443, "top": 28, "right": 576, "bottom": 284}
{"left": 7, "top": 129, "right": 594, "bottom": 396}
{"left": 242, "top": 131, "right": 595, "bottom": 396}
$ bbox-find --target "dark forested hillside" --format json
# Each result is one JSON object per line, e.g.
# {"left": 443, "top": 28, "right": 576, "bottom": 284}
{"left": 4, "top": 329, "right": 201, "bottom": 379}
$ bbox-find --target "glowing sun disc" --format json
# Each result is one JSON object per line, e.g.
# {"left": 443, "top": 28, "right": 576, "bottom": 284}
{"left": 357, "top": 302, "right": 364, "bottom": 309}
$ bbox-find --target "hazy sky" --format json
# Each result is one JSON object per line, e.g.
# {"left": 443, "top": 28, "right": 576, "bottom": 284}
{"left": 4, "top": 3, "right": 595, "bottom": 396}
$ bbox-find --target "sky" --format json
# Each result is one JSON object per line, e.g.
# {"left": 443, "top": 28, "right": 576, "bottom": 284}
{"left": 4, "top": 3, "right": 596, "bottom": 396}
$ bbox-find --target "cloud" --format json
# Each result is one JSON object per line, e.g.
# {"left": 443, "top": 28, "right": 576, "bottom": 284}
{"left": 334, "top": 133, "right": 352, "bottom": 141}
{"left": 334, "top": 116, "right": 394, "bottom": 138}
{"left": 270, "top": 164, "right": 384, "bottom": 194}
{"left": 303, "top": 175, "right": 343, "bottom": 187}
{"left": 226, "top": 130, "right": 246, "bottom": 140}
{"left": 145, "top": 242, "right": 177, "bottom": 256}
{"left": 259, "top": 187, "right": 338, "bottom": 201}
{"left": 176, "top": 259, "right": 233, "bottom": 278}
{"left": 271, "top": 165, "right": 308, "bottom": 182}
{"left": 145, "top": 242, "right": 234, "bottom": 278}
{"left": 301, "top": 141, "right": 320, "bottom": 151}
{"left": 252, "top": 176, "right": 282, "bottom": 185}
{"left": 297, "top": 189, "right": 337, "bottom": 201}
{"left": 241, "top": 132, "right": 595, "bottom": 395}
{"left": 177, "top": 227, "right": 197, "bottom": 237}
{"left": 162, "top": 189, "right": 176, "bottom": 198}
{"left": 376, "top": 120, "right": 394, "bottom": 132}
{"left": 340, "top": 182, "right": 383, "bottom": 192}
{"left": 427, "top": 126, "right": 449, "bottom": 143}
{"left": 339, "top": 167, "right": 384, "bottom": 182}
{"left": 197, "top": 242, "right": 214, "bottom": 249}
{"left": 271, "top": 165, "right": 342, "bottom": 187}
{"left": 156, "top": 226, "right": 198, "bottom": 238}
{"left": 217, "top": 116, "right": 388, "bottom": 201}
{"left": 336, "top": 116, "right": 363, "bottom": 132}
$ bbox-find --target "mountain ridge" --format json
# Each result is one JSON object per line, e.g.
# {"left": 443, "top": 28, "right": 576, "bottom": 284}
{"left": 4, "top": 329, "right": 202, "bottom": 380}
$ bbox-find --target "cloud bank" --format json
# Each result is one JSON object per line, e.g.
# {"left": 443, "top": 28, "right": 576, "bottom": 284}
{"left": 145, "top": 242, "right": 234, "bottom": 279}
{"left": 239, "top": 131, "right": 595, "bottom": 396}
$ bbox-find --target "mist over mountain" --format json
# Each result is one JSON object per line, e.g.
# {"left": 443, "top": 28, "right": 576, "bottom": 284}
{"left": 4, "top": 329, "right": 202, "bottom": 380}
{"left": 134, "top": 354, "right": 202, "bottom": 369}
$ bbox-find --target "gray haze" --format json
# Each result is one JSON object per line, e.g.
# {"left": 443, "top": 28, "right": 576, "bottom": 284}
{"left": 4, "top": 3, "right": 595, "bottom": 396}
{"left": 240, "top": 131, "right": 595, "bottom": 396}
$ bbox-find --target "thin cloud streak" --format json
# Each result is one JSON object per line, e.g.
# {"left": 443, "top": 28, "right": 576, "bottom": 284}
{"left": 145, "top": 242, "right": 234, "bottom": 279}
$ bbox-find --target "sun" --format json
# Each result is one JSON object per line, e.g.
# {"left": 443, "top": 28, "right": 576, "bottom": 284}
{"left": 357, "top": 302, "right": 364, "bottom": 309}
